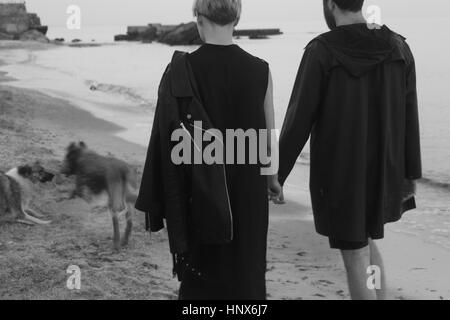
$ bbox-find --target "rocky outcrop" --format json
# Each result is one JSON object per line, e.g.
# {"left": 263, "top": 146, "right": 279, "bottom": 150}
{"left": 158, "top": 22, "right": 202, "bottom": 46}
{"left": 115, "top": 22, "right": 201, "bottom": 46}
{"left": 19, "top": 30, "right": 49, "bottom": 43}
{"left": 0, "top": 32, "right": 14, "bottom": 40}
{"left": 0, "top": 3, "right": 48, "bottom": 41}
{"left": 115, "top": 23, "right": 283, "bottom": 45}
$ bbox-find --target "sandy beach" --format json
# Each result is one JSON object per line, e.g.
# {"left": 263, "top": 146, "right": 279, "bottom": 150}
{"left": 1, "top": 42, "right": 450, "bottom": 300}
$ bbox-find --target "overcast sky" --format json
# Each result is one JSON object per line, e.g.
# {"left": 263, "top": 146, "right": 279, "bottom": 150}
{"left": 18, "top": 0, "right": 449, "bottom": 27}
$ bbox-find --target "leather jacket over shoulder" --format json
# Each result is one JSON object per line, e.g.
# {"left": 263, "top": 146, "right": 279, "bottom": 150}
{"left": 135, "top": 51, "right": 233, "bottom": 255}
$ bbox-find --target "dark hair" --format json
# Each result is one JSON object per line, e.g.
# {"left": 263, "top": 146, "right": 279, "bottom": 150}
{"left": 334, "top": 0, "right": 364, "bottom": 12}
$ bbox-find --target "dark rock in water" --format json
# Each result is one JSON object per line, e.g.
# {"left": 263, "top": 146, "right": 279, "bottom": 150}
{"left": 249, "top": 34, "right": 269, "bottom": 40}
{"left": 115, "top": 22, "right": 201, "bottom": 45}
{"left": 233, "top": 28, "right": 283, "bottom": 38}
{"left": 158, "top": 22, "right": 201, "bottom": 46}
{"left": 54, "top": 38, "right": 65, "bottom": 42}
{"left": 151, "top": 24, "right": 178, "bottom": 38}
{"left": 32, "top": 25, "right": 48, "bottom": 36}
{"left": 19, "top": 30, "right": 49, "bottom": 43}
{"left": 125, "top": 25, "right": 158, "bottom": 42}
{"left": 72, "top": 39, "right": 82, "bottom": 43}
{"left": 141, "top": 26, "right": 157, "bottom": 42}
{"left": 114, "top": 34, "right": 131, "bottom": 41}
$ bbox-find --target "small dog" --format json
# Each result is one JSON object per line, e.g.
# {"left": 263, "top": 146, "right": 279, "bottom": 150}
{"left": 0, "top": 163, "right": 53, "bottom": 226}
{"left": 62, "top": 142, "right": 138, "bottom": 251}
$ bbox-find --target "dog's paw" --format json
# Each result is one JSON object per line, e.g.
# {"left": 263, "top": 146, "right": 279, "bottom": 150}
{"left": 120, "top": 239, "right": 130, "bottom": 248}
{"left": 113, "top": 244, "right": 121, "bottom": 253}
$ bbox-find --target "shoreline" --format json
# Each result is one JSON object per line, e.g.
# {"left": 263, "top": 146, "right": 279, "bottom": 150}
{"left": 1, "top": 45, "right": 450, "bottom": 300}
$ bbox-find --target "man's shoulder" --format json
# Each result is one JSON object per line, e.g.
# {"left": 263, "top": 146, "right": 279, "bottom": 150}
{"left": 382, "top": 25, "right": 415, "bottom": 63}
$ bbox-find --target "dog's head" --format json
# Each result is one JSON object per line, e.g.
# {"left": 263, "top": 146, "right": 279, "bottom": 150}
{"left": 18, "top": 162, "right": 55, "bottom": 183}
{"left": 61, "top": 142, "right": 87, "bottom": 176}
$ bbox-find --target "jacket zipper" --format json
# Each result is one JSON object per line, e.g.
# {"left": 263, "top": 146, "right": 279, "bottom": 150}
{"left": 180, "top": 122, "right": 201, "bottom": 152}
{"left": 188, "top": 122, "right": 234, "bottom": 241}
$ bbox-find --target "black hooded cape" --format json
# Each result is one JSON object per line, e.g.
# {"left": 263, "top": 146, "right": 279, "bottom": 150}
{"left": 279, "top": 24, "right": 422, "bottom": 242}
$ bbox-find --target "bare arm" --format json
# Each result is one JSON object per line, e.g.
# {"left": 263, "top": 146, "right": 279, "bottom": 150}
{"left": 264, "top": 69, "right": 283, "bottom": 202}
{"left": 264, "top": 69, "right": 277, "bottom": 163}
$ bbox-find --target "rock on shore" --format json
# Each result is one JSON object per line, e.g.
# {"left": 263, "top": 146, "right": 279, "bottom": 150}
{"left": 115, "top": 22, "right": 201, "bottom": 46}
{"left": 0, "top": 3, "right": 49, "bottom": 43}
{"left": 158, "top": 22, "right": 202, "bottom": 46}
{"left": 19, "top": 30, "right": 49, "bottom": 43}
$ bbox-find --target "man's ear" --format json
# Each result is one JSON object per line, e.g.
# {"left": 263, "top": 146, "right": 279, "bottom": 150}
{"left": 197, "top": 15, "right": 205, "bottom": 27}
{"left": 329, "top": 0, "right": 336, "bottom": 11}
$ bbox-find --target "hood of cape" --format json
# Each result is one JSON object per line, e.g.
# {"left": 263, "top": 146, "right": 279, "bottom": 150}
{"left": 313, "top": 23, "right": 407, "bottom": 77}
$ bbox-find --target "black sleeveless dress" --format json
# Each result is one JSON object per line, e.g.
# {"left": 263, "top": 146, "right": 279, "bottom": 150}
{"left": 179, "top": 44, "right": 270, "bottom": 300}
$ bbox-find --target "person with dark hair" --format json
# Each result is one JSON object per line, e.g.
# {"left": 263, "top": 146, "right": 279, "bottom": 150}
{"left": 274, "top": 0, "right": 422, "bottom": 299}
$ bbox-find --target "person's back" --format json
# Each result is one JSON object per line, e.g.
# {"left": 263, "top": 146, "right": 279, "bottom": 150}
{"left": 280, "top": 24, "right": 421, "bottom": 241}
{"left": 136, "top": 0, "right": 279, "bottom": 300}
{"left": 188, "top": 44, "right": 268, "bottom": 133}
{"left": 278, "top": 0, "right": 422, "bottom": 300}
{"left": 185, "top": 43, "right": 270, "bottom": 300}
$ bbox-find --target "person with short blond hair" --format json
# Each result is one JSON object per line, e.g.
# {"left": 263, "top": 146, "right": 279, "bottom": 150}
{"left": 192, "top": 0, "right": 241, "bottom": 25}
{"left": 137, "top": 0, "right": 280, "bottom": 300}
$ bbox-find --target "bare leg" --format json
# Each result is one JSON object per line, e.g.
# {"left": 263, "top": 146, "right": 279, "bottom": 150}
{"left": 369, "top": 239, "right": 387, "bottom": 300}
{"left": 121, "top": 206, "right": 133, "bottom": 247}
{"left": 341, "top": 246, "right": 377, "bottom": 300}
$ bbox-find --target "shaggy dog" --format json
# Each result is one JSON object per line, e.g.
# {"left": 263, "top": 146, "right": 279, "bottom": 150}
{"left": 62, "top": 142, "right": 137, "bottom": 251}
{"left": 0, "top": 163, "right": 53, "bottom": 225}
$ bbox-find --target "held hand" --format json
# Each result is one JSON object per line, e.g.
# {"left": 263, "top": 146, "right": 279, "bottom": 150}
{"left": 268, "top": 175, "right": 285, "bottom": 205}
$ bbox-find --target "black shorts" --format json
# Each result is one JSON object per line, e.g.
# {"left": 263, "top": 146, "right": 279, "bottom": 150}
{"left": 329, "top": 238, "right": 369, "bottom": 250}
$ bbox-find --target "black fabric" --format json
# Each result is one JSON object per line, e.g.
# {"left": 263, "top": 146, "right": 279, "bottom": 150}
{"left": 333, "top": 0, "right": 362, "bottom": 10}
{"left": 329, "top": 238, "right": 369, "bottom": 250}
{"left": 136, "top": 52, "right": 235, "bottom": 254}
{"left": 178, "top": 43, "right": 269, "bottom": 300}
{"left": 279, "top": 24, "right": 422, "bottom": 243}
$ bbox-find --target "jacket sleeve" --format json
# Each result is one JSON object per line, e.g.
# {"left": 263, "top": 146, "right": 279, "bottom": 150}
{"left": 404, "top": 44, "right": 422, "bottom": 179}
{"left": 137, "top": 62, "right": 190, "bottom": 254}
{"left": 278, "top": 41, "right": 328, "bottom": 185}
{"left": 135, "top": 87, "right": 165, "bottom": 232}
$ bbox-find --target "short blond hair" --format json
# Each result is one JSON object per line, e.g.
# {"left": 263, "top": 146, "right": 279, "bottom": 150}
{"left": 193, "top": 0, "right": 242, "bottom": 26}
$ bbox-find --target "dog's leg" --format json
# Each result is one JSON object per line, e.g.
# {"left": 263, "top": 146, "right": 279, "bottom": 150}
{"left": 108, "top": 179, "right": 126, "bottom": 251}
{"left": 70, "top": 177, "right": 84, "bottom": 199}
{"left": 110, "top": 209, "right": 121, "bottom": 252}
{"left": 121, "top": 204, "right": 133, "bottom": 247}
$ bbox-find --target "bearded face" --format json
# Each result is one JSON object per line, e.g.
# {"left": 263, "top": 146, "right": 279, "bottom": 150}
{"left": 323, "top": 0, "right": 337, "bottom": 30}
